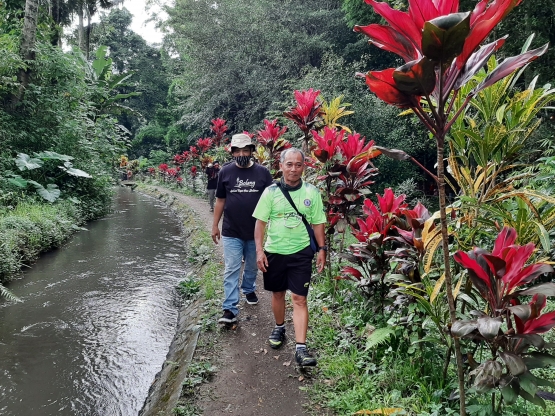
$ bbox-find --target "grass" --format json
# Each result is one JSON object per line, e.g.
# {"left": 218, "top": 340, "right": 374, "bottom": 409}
{"left": 0, "top": 199, "right": 85, "bottom": 283}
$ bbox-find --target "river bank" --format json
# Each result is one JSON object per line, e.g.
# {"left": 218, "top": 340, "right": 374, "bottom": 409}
{"left": 0, "top": 188, "right": 186, "bottom": 415}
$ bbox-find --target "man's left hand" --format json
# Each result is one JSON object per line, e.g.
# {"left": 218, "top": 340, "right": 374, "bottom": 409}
{"left": 316, "top": 249, "right": 326, "bottom": 273}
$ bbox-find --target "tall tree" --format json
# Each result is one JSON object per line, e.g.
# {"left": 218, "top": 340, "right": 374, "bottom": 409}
{"left": 162, "top": 0, "right": 354, "bottom": 137}
{"left": 13, "top": 0, "right": 39, "bottom": 105}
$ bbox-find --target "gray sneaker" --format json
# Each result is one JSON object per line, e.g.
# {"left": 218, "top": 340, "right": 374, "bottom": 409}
{"left": 295, "top": 348, "right": 317, "bottom": 367}
{"left": 268, "top": 327, "right": 286, "bottom": 349}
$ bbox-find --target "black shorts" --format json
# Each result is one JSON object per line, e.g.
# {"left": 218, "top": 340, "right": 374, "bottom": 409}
{"left": 263, "top": 246, "right": 314, "bottom": 296}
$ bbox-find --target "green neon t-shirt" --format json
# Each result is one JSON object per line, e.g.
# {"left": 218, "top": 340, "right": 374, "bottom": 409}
{"left": 253, "top": 182, "right": 326, "bottom": 255}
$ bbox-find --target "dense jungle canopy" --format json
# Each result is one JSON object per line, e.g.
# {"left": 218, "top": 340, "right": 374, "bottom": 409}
{"left": 2, "top": 0, "right": 555, "bottom": 194}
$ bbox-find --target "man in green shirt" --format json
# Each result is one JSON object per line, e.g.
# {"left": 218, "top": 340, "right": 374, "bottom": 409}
{"left": 253, "top": 148, "right": 327, "bottom": 366}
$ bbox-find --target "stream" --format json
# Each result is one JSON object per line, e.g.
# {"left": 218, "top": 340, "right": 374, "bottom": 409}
{"left": 0, "top": 188, "right": 185, "bottom": 415}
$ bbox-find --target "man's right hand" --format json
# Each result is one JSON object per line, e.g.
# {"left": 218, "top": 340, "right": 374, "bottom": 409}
{"left": 256, "top": 250, "right": 268, "bottom": 272}
{"left": 211, "top": 225, "right": 221, "bottom": 244}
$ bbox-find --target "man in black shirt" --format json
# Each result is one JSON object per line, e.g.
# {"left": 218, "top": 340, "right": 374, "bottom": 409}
{"left": 211, "top": 134, "right": 273, "bottom": 324}
{"left": 205, "top": 161, "right": 220, "bottom": 212}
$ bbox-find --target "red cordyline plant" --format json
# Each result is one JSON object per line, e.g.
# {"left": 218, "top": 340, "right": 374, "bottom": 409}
{"left": 339, "top": 189, "right": 431, "bottom": 296}
{"left": 452, "top": 227, "right": 555, "bottom": 411}
{"left": 255, "top": 119, "right": 291, "bottom": 175}
{"left": 355, "top": 0, "right": 548, "bottom": 411}
{"left": 313, "top": 127, "right": 380, "bottom": 237}
{"left": 196, "top": 137, "right": 214, "bottom": 154}
{"left": 210, "top": 118, "right": 228, "bottom": 146}
{"left": 283, "top": 88, "right": 324, "bottom": 152}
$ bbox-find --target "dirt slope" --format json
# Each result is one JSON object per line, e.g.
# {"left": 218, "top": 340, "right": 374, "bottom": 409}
{"left": 159, "top": 188, "right": 317, "bottom": 416}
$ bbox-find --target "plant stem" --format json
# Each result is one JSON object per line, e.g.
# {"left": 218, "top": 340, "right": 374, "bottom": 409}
{"left": 443, "top": 344, "right": 453, "bottom": 383}
{"left": 437, "top": 133, "right": 466, "bottom": 416}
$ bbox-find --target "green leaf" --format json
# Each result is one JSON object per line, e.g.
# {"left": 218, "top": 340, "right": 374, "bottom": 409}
{"left": 35, "top": 183, "right": 61, "bottom": 203}
{"left": 496, "top": 104, "right": 507, "bottom": 123}
{"left": 519, "top": 372, "right": 538, "bottom": 397}
{"left": 519, "top": 389, "right": 545, "bottom": 408}
{"left": 533, "top": 221, "right": 551, "bottom": 252}
{"left": 0, "top": 283, "right": 21, "bottom": 302}
{"left": 365, "top": 327, "right": 395, "bottom": 350}
{"left": 422, "top": 12, "right": 471, "bottom": 64}
{"left": 8, "top": 176, "right": 28, "bottom": 188}
{"left": 34, "top": 151, "right": 73, "bottom": 162}
{"left": 14, "top": 153, "right": 43, "bottom": 171}
{"left": 501, "top": 384, "right": 519, "bottom": 405}
{"left": 523, "top": 352, "right": 555, "bottom": 369}
{"left": 58, "top": 163, "right": 92, "bottom": 178}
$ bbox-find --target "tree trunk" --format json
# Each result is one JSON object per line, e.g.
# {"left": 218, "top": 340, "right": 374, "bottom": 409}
{"left": 436, "top": 133, "right": 466, "bottom": 416}
{"left": 50, "top": 0, "right": 61, "bottom": 47}
{"left": 86, "top": 12, "right": 92, "bottom": 60}
{"left": 12, "top": 0, "right": 39, "bottom": 106}
{"left": 78, "top": 4, "right": 85, "bottom": 53}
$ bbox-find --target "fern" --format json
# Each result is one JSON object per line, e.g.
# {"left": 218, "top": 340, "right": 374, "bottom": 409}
{"left": 365, "top": 327, "right": 395, "bottom": 350}
{"left": 0, "top": 283, "right": 20, "bottom": 302}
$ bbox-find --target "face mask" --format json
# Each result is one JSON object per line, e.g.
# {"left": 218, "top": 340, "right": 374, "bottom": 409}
{"left": 233, "top": 155, "right": 251, "bottom": 167}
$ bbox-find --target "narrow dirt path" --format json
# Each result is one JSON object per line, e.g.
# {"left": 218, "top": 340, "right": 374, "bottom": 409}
{"left": 159, "top": 188, "right": 314, "bottom": 416}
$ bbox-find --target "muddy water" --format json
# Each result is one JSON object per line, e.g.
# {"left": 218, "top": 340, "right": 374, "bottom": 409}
{"left": 0, "top": 188, "right": 185, "bottom": 415}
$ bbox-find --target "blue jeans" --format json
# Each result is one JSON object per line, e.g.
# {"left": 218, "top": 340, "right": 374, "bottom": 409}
{"left": 222, "top": 237, "right": 257, "bottom": 316}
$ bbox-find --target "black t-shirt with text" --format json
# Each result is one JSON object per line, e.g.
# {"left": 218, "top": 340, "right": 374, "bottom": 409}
{"left": 216, "top": 162, "right": 273, "bottom": 240}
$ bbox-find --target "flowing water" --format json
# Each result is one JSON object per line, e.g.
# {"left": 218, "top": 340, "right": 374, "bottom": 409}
{"left": 0, "top": 188, "right": 185, "bottom": 415}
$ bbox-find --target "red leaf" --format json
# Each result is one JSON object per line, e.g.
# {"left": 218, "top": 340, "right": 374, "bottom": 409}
{"left": 434, "top": 0, "right": 459, "bottom": 16}
{"left": 363, "top": 0, "right": 422, "bottom": 52}
{"left": 377, "top": 188, "right": 407, "bottom": 214}
{"left": 506, "top": 264, "right": 554, "bottom": 293}
{"left": 361, "top": 69, "right": 416, "bottom": 108}
{"left": 409, "top": 0, "right": 440, "bottom": 29}
{"left": 454, "top": 36, "right": 507, "bottom": 90}
{"left": 523, "top": 310, "right": 555, "bottom": 334}
{"left": 492, "top": 226, "right": 517, "bottom": 257}
{"left": 454, "top": 250, "right": 492, "bottom": 291}
{"left": 457, "top": 0, "right": 523, "bottom": 69}
{"left": 354, "top": 24, "right": 420, "bottom": 63}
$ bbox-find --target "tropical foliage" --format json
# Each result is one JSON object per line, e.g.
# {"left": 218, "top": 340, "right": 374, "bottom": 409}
{"left": 4, "top": 1, "right": 555, "bottom": 415}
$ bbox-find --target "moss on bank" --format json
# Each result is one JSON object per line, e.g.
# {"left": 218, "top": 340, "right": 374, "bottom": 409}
{"left": 0, "top": 200, "right": 89, "bottom": 283}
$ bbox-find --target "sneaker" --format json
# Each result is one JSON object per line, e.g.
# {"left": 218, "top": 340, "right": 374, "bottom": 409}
{"left": 268, "top": 327, "right": 286, "bottom": 349}
{"left": 245, "top": 292, "right": 259, "bottom": 305}
{"left": 218, "top": 310, "right": 237, "bottom": 324}
{"left": 295, "top": 348, "right": 317, "bottom": 367}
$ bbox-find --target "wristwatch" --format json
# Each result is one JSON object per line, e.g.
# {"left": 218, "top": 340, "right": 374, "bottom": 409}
{"left": 318, "top": 246, "right": 328, "bottom": 252}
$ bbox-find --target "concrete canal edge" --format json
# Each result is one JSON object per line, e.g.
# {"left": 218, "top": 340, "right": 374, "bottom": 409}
{"left": 139, "top": 298, "right": 202, "bottom": 415}
{"left": 137, "top": 186, "right": 218, "bottom": 415}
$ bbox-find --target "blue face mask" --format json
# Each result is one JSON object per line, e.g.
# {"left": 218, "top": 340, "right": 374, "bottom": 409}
{"left": 233, "top": 155, "right": 251, "bottom": 167}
